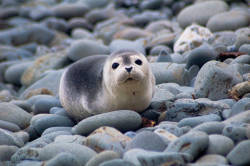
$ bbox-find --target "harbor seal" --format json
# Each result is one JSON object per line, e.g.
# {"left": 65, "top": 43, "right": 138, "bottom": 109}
{"left": 59, "top": 50, "right": 155, "bottom": 121}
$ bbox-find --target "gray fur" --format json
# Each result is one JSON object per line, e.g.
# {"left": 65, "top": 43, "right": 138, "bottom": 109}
{"left": 63, "top": 55, "right": 107, "bottom": 110}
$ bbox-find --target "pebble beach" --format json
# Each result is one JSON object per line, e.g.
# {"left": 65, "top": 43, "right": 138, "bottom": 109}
{"left": 0, "top": 0, "right": 250, "bottom": 165}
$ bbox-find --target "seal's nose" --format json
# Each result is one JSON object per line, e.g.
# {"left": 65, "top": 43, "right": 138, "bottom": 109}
{"left": 125, "top": 67, "right": 132, "bottom": 73}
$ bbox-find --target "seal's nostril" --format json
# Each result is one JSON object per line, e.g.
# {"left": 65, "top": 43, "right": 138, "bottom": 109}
{"left": 125, "top": 67, "right": 132, "bottom": 73}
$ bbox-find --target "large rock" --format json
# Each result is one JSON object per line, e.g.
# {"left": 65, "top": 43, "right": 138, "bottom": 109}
{"left": 4, "top": 61, "right": 32, "bottom": 85}
{"left": 52, "top": 3, "right": 89, "bottom": 19}
{"left": 0, "top": 129, "right": 24, "bottom": 147}
{"left": 124, "top": 149, "right": 192, "bottom": 166}
{"left": 0, "top": 24, "right": 55, "bottom": 46}
{"left": 30, "top": 114, "right": 74, "bottom": 135}
{"left": 174, "top": 24, "right": 214, "bottom": 53}
{"left": 0, "top": 145, "right": 19, "bottom": 161}
{"left": 86, "top": 127, "right": 131, "bottom": 154}
{"left": 114, "top": 28, "right": 152, "bottom": 41}
{"left": 165, "top": 131, "right": 209, "bottom": 160}
{"left": 11, "top": 143, "right": 97, "bottom": 166}
{"left": 21, "top": 50, "right": 67, "bottom": 86}
{"left": 207, "top": 11, "right": 250, "bottom": 32}
{"left": 72, "top": 110, "right": 141, "bottom": 136}
{"left": 227, "top": 140, "right": 250, "bottom": 166}
{"left": 81, "top": 0, "right": 111, "bottom": 9}
{"left": 0, "top": 102, "right": 32, "bottom": 129}
{"left": 20, "top": 70, "right": 64, "bottom": 99}
{"left": 177, "top": 0, "right": 228, "bottom": 28}
{"left": 151, "top": 62, "right": 199, "bottom": 85}
{"left": 194, "top": 61, "right": 243, "bottom": 100}
{"left": 125, "top": 131, "right": 167, "bottom": 152}
{"left": 185, "top": 43, "right": 217, "bottom": 69}
{"left": 109, "top": 39, "right": 145, "bottom": 55}
{"left": 67, "top": 39, "right": 110, "bottom": 61}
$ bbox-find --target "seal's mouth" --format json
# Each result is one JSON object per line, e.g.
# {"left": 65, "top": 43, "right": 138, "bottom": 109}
{"left": 127, "top": 78, "right": 134, "bottom": 81}
{"left": 117, "top": 73, "right": 142, "bottom": 84}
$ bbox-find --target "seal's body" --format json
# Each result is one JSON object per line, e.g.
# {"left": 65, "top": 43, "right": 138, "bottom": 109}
{"left": 59, "top": 50, "right": 155, "bottom": 121}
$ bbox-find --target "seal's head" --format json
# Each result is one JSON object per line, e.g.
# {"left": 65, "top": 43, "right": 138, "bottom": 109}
{"left": 103, "top": 50, "right": 152, "bottom": 92}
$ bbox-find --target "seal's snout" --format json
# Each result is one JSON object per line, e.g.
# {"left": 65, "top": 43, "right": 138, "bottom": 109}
{"left": 125, "top": 66, "right": 133, "bottom": 73}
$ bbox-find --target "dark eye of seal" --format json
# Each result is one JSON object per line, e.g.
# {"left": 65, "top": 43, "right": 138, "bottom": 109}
{"left": 112, "top": 63, "right": 119, "bottom": 69}
{"left": 135, "top": 59, "right": 142, "bottom": 65}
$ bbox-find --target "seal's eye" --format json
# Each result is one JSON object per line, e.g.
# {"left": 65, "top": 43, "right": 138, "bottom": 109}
{"left": 112, "top": 63, "right": 119, "bottom": 69}
{"left": 135, "top": 59, "right": 142, "bottom": 65}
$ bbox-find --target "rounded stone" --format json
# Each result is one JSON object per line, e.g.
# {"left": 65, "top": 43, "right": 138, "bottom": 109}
{"left": 192, "top": 122, "right": 225, "bottom": 135}
{"left": 68, "top": 18, "right": 93, "bottom": 31}
{"left": 207, "top": 11, "right": 249, "bottom": 32}
{"left": 100, "top": 159, "right": 135, "bottom": 166}
{"left": 43, "top": 17, "right": 68, "bottom": 33}
{"left": 0, "top": 145, "right": 19, "bottom": 161}
{"left": 67, "top": 39, "right": 110, "bottom": 61}
{"left": 33, "top": 97, "right": 61, "bottom": 114}
{"left": 50, "top": 107, "right": 68, "bottom": 117}
{"left": 132, "top": 11, "right": 167, "bottom": 27}
{"left": 0, "top": 120, "right": 21, "bottom": 132}
{"left": 85, "top": 6, "right": 115, "bottom": 25}
{"left": 239, "top": 44, "right": 250, "bottom": 55}
{"left": 4, "top": 62, "right": 32, "bottom": 85}
{"left": 160, "top": 99, "right": 203, "bottom": 122}
{"left": 0, "top": 24, "right": 55, "bottom": 46}
{"left": 229, "top": 98, "right": 250, "bottom": 117}
{"left": 165, "top": 131, "right": 209, "bottom": 160}
{"left": 0, "top": 129, "right": 24, "bottom": 147}
{"left": 227, "top": 140, "right": 250, "bottom": 166}
{"left": 54, "top": 135, "right": 86, "bottom": 144}
{"left": 194, "top": 61, "right": 243, "bottom": 100}
{"left": 235, "top": 28, "right": 250, "bottom": 50}
{"left": 174, "top": 24, "right": 214, "bottom": 54}
{"left": 124, "top": 149, "right": 192, "bottom": 166}
{"left": 206, "top": 134, "right": 234, "bottom": 156}
{"left": 196, "top": 154, "right": 228, "bottom": 165}
{"left": 185, "top": 44, "right": 217, "bottom": 69}
{"left": 109, "top": 39, "right": 145, "bottom": 55}
{"left": 114, "top": 28, "right": 152, "bottom": 41}
{"left": 41, "top": 131, "right": 72, "bottom": 142}
{"left": 52, "top": 4, "right": 89, "bottom": 19}
{"left": 126, "top": 131, "right": 167, "bottom": 152}
{"left": 31, "top": 114, "right": 75, "bottom": 135}
{"left": 10, "top": 100, "right": 32, "bottom": 113}
{"left": 14, "top": 160, "right": 42, "bottom": 166}
{"left": 223, "top": 110, "right": 250, "bottom": 125}
{"left": 72, "top": 29, "right": 94, "bottom": 39}
{"left": 85, "top": 126, "right": 131, "bottom": 154}
{"left": 81, "top": 0, "right": 110, "bottom": 9}
{"left": 22, "top": 144, "right": 96, "bottom": 166}
{"left": 72, "top": 110, "right": 141, "bottom": 136}
{"left": 178, "top": 114, "right": 221, "bottom": 128}
{"left": 139, "top": 0, "right": 163, "bottom": 10}
{"left": 150, "top": 63, "right": 191, "bottom": 85}
{"left": 232, "top": 54, "right": 250, "bottom": 64}
{"left": 86, "top": 151, "right": 120, "bottom": 166}
{"left": 177, "top": 0, "right": 228, "bottom": 28}
{"left": 156, "top": 50, "right": 173, "bottom": 63}
{"left": 150, "top": 45, "right": 172, "bottom": 56}
{"left": 156, "top": 122, "right": 185, "bottom": 137}
{"left": 0, "top": 102, "right": 32, "bottom": 129}
{"left": 20, "top": 70, "right": 63, "bottom": 99}
{"left": 222, "top": 123, "right": 249, "bottom": 143}
{"left": 45, "top": 152, "right": 81, "bottom": 166}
